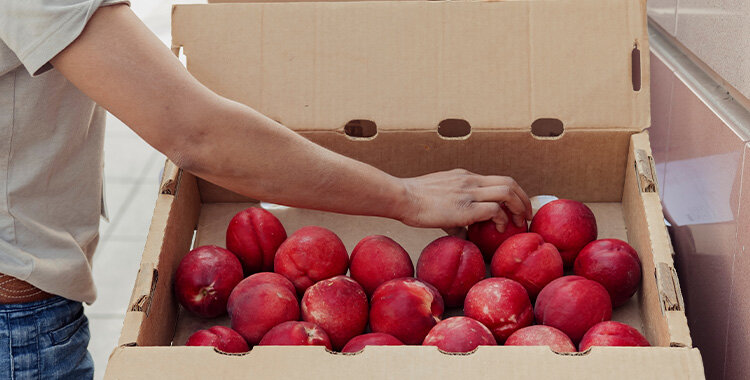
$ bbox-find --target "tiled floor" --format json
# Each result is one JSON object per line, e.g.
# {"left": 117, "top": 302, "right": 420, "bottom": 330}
{"left": 85, "top": 1, "right": 179, "bottom": 379}
{"left": 86, "top": 113, "right": 164, "bottom": 379}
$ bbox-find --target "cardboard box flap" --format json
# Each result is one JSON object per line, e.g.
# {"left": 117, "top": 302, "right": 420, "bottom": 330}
{"left": 172, "top": 0, "right": 650, "bottom": 133}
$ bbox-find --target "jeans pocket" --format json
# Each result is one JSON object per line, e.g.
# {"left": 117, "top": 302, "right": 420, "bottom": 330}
{"left": 48, "top": 307, "right": 87, "bottom": 346}
{"left": 40, "top": 305, "right": 94, "bottom": 380}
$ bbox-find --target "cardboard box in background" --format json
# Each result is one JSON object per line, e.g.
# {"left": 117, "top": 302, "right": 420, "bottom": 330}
{"left": 105, "top": 1, "right": 705, "bottom": 378}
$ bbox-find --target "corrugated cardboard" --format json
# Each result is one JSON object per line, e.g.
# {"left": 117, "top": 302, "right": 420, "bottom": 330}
{"left": 105, "top": 1, "right": 703, "bottom": 378}
{"left": 171, "top": 1, "right": 649, "bottom": 132}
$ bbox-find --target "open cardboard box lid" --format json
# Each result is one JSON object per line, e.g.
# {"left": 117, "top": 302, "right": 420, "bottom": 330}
{"left": 171, "top": 0, "right": 650, "bottom": 133}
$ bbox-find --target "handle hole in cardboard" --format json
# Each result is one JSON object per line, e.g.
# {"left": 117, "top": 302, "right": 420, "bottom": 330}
{"left": 632, "top": 43, "right": 641, "bottom": 91}
{"left": 344, "top": 120, "right": 377, "bottom": 139}
{"left": 531, "top": 118, "right": 564, "bottom": 138}
{"left": 438, "top": 119, "right": 471, "bottom": 139}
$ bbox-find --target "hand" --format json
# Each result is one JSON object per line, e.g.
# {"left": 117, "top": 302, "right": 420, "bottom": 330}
{"left": 396, "top": 169, "right": 532, "bottom": 235}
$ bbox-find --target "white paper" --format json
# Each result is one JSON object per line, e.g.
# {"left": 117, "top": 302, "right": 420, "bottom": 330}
{"left": 661, "top": 152, "right": 741, "bottom": 226}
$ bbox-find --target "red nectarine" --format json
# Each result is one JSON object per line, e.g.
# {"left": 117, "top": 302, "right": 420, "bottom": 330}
{"left": 349, "top": 235, "right": 414, "bottom": 296}
{"left": 416, "top": 236, "right": 486, "bottom": 308}
{"left": 369, "top": 278, "right": 444, "bottom": 345}
{"left": 274, "top": 226, "right": 349, "bottom": 294}
{"left": 226, "top": 207, "right": 287, "bottom": 274}
{"left": 530, "top": 199, "right": 597, "bottom": 267}
{"left": 463, "top": 278, "right": 534, "bottom": 343}
{"left": 174, "top": 245, "right": 243, "bottom": 318}
{"left": 534, "top": 276, "right": 612, "bottom": 343}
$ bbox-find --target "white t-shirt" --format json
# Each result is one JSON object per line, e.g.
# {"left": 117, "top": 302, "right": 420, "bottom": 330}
{"left": 0, "top": 0, "right": 129, "bottom": 303}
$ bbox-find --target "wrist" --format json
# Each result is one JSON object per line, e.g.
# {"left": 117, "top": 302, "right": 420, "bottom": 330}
{"left": 387, "top": 177, "right": 416, "bottom": 225}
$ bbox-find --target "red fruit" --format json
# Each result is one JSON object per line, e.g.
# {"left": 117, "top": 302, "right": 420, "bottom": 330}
{"left": 370, "top": 278, "right": 444, "bottom": 345}
{"left": 274, "top": 226, "right": 349, "bottom": 294}
{"left": 301, "top": 276, "right": 369, "bottom": 350}
{"left": 535, "top": 276, "right": 612, "bottom": 343}
{"left": 226, "top": 207, "right": 287, "bottom": 274}
{"left": 490, "top": 233, "right": 563, "bottom": 299}
{"left": 227, "top": 282, "right": 299, "bottom": 346}
{"left": 174, "top": 245, "right": 243, "bottom": 318}
{"left": 422, "top": 316, "right": 496, "bottom": 353}
{"left": 416, "top": 236, "right": 486, "bottom": 308}
{"left": 530, "top": 199, "right": 597, "bottom": 267}
{"left": 574, "top": 239, "right": 642, "bottom": 307}
{"left": 349, "top": 235, "right": 414, "bottom": 296}
{"left": 463, "top": 278, "right": 534, "bottom": 343}
{"left": 468, "top": 207, "right": 528, "bottom": 261}
{"left": 258, "top": 321, "right": 332, "bottom": 349}
{"left": 341, "top": 333, "right": 403, "bottom": 353}
{"left": 236, "top": 272, "right": 296, "bottom": 295}
{"left": 579, "top": 321, "right": 650, "bottom": 351}
{"left": 504, "top": 325, "right": 576, "bottom": 353}
{"left": 185, "top": 326, "right": 249, "bottom": 353}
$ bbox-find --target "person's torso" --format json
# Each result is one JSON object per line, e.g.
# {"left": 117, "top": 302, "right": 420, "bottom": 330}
{"left": 0, "top": 40, "right": 104, "bottom": 303}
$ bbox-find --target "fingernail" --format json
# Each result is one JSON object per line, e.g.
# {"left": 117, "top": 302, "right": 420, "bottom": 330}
{"left": 496, "top": 222, "right": 506, "bottom": 233}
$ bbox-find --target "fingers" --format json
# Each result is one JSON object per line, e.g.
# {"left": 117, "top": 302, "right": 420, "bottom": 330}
{"left": 470, "top": 186, "right": 527, "bottom": 227}
{"left": 492, "top": 208, "right": 508, "bottom": 233}
{"left": 466, "top": 201, "right": 503, "bottom": 226}
{"left": 443, "top": 227, "right": 467, "bottom": 239}
{"left": 474, "top": 176, "right": 533, "bottom": 219}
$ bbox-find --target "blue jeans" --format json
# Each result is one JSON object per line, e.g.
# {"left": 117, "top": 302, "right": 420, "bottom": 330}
{"left": 0, "top": 296, "right": 93, "bottom": 379}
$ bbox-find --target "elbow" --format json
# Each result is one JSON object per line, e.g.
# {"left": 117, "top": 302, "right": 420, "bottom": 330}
{"left": 157, "top": 100, "right": 222, "bottom": 175}
{"left": 166, "top": 148, "right": 200, "bottom": 174}
{"left": 151, "top": 116, "right": 209, "bottom": 176}
{"left": 162, "top": 129, "right": 214, "bottom": 177}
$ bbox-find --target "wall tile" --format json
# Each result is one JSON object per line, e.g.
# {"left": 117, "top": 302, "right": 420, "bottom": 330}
{"left": 659, "top": 56, "right": 746, "bottom": 380}
{"left": 649, "top": 52, "right": 675, "bottom": 198}
{"left": 675, "top": 0, "right": 750, "bottom": 99}
{"left": 648, "top": 0, "right": 678, "bottom": 35}
{"left": 724, "top": 143, "right": 750, "bottom": 380}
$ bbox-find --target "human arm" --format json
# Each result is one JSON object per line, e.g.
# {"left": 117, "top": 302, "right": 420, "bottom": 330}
{"left": 50, "top": 4, "right": 531, "bottom": 230}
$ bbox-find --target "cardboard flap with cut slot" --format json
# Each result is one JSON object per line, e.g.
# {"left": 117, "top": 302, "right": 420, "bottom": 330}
{"left": 171, "top": 0, "right": 650, "bottom": 133}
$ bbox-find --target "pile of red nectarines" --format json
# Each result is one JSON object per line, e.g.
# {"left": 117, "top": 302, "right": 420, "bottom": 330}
{"left": 174, "top": 200, "right": 649, "bottom": 354}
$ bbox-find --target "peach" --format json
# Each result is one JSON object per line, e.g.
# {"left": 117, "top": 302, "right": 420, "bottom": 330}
{"left": 504, "top": 325, "right": 576, "bottom": 353}
{"left": 341, "top": 333, "right": 404, "bottom": 353}
{"left": 574, "top": 239, "right": 642, "bottom": 307}
{"left": 422, "top": 316, "right": 496, "bottom": 353}
{"left": 235, "top": 272, "right": 296, "bottom": 295}
{"left": 349, "top": 235, "right": 414, "bottom": 296}
{"left": 468, "top": 206, "right": 528, "bottom": 261}
{"left": 370, "top": 278, "right": 444, "bottom": 345}
{"left": 258, "top": 321, "right": 332, "bottom": 349}
{"left": 416, "top": 236, "right": 486, "bottom": 307}
{"left": 227, "top": 282, "right": 299, "bottom": 346}
{"left": 274, "top": 226, "right": 349, "bottom": 294}
{"left": 579, "top": 321, "right": 650, "bottom": 351}
{"left": 226, "top": 207, "right": 287, "bottom": 274}
{"left": 530, "top": 199, "right": 597, "bottom": 267}
{"left": 174, "top": 245, "right": 243, "bottom": 318}
{"left": 490, "top": 232, "right": 563, "bottom": 299}
{"left": 185, "top": 326, "right": 249, "bottom": 353}
{"left": 534, "top": 276, "right": 612, "bottom": 343}
{"left": 463, "top": 278, "right": 534, "bottom": 343}
{"left": 301, "top": 276, "right": 369, "bottom": 350}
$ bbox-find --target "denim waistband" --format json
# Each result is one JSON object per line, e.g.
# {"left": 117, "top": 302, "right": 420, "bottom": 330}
{"left": 0, "top": 295, "right": 68, "bottom": 312}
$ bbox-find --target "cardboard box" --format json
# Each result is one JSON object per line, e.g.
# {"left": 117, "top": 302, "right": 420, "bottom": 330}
{"left": 105, "top": 1, "right": 705, "bottom": 378}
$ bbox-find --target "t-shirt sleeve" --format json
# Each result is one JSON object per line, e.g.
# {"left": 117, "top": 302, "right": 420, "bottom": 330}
{"left": 0, "top": 0, "right": 130, "bottom": 77}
